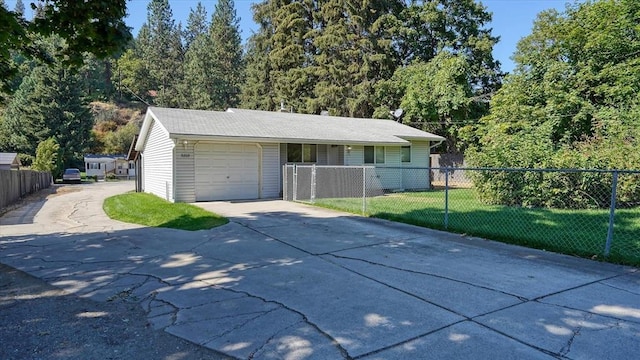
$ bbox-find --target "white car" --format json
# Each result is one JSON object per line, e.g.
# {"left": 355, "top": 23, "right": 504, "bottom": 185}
{"left": 62, "top": 168, "right": 82, "bottom": 183}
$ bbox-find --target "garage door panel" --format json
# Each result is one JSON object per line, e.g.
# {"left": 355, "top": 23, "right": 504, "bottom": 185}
{"left": 195, "top": 143, "right": 260, "bottom": 201}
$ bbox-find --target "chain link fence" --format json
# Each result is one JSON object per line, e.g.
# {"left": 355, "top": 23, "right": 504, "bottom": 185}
{"left": 283, "top": 164, "right": 640, "bottom": 265}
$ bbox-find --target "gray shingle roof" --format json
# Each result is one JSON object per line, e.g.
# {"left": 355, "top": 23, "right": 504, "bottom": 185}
{"left": 144, "top": 107, "right": 445, "bottom": 146}
{"left": 0, "top": 152, "right": 19, "bottom": 165}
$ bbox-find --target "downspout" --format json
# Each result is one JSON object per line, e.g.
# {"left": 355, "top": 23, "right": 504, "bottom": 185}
{"left": 429, "top": 140, "right": 444, "bottom": 149}
{"left": 256, "top": 143, "right": 263, "bottom": 199}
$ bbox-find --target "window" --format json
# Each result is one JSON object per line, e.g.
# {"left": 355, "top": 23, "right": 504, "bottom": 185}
{"left": 364, "top": 146, "right": 385, "bottom": 164}
{"left": 401, "top": 146, "right": 411, "bottom": 163}
{"left": 376, "top": 146, "right": 385, "bottom": 164}
{"left": 287, "top": 144, "right": 302, "bottom": 162}
{"left": 364, "top": 146, "right": 374, "bottom": 164}
{"left": 129, "top": 162, "right": 135, "bottom": 169}
{"left": 287, "top": 144, "right": 317, "bottom": 163}
{"left": 88, "top": 163, "right": 99, "bottom": 170}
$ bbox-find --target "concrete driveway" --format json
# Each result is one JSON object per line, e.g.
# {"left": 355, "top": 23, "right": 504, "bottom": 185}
{"left": 1, "top": 182, "right": 639, "bottom": 359}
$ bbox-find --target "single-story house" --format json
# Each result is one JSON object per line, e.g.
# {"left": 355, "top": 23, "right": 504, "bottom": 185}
{"left": 0, "top": 152, "right": 21, "bottom": 170}
{"left": 135, "top": 107, "right": 445, "bottom": 202}
{"left": 84, "top": 154, "right": 135, "bottom": 179}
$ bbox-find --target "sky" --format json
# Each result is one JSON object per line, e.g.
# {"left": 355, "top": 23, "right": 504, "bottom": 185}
{"left": 6, "top": 0, "right": 578, "bottom": 73}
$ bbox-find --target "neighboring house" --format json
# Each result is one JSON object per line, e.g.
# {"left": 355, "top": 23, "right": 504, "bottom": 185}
{"left": 127, "top": 134, "right": 142, "bottom": 192}
{"left": 135, "top": 107, "right": 445, "bottom": 202}
{"left": 84, "top": 154, "right": 135, "bottom": 179}
{"left": 0, "top": 152, "right": 21, "bottom": 170}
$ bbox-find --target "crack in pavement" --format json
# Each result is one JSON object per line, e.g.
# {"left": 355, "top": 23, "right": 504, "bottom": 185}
{"left": 326, "top": 252, "right": 530, "bottom": 301}
{"left": 218, "top": 286, "right": 352, "bottom": 360}
{"left": 559, "top": 312, "right": 591, "bottom": 357}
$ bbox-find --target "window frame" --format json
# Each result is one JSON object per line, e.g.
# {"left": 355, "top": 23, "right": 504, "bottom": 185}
{"left": 287, "top": 143, "right": 317, "bottom": 163}
{"left": 401, "top": 146, "right": 411, "bottom": 163}
{"left": 364, "top": 146, "right": 385, "bottom": 164}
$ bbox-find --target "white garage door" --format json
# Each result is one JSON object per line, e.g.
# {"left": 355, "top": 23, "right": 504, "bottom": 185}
{"left": 195, "top": 143, "right": 259, "bottom": 201}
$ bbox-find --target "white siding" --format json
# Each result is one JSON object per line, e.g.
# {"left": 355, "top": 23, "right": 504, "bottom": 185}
{"left": 260, "top": 143, "right": 280, "bottom": 198}
{"left": 142, "top": 120, "right": 174, "bottom": 201}
{"left": 402, "top": 141, "right": 431, "bottom": 189}
{"left": 374, "top": 147, "right": 401, "bottom": 189}
{"left": 404, "top": 141, "right": 431, "bottom": 167}
{"left": 344, "top": 146, "right": 363, "bottom": 165}
{"left": 175, "top": 141, "right": 196, "bottom": 202}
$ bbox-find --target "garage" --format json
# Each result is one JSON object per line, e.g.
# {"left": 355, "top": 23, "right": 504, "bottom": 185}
{"left": 195, "top": 143, "right": 260, "bottom": 201}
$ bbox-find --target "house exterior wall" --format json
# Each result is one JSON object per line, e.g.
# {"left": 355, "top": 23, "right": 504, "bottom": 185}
{"left": 174, "top": 141, "right": 196, "bottom": 202}
{"left": 341, "top": 142, "right": 432, "bottom": 190}
{"left": 401, "top": 141, "right": 431, "bottom": 189}
{"left": 142, "top": 120, "right": 175, "bottom": 201}
{"left": 260, "top": 143, "right": 280, "bottom": 198}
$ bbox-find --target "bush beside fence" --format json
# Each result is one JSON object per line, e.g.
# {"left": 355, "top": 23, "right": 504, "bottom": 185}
{"left": 0, "top": 169, "right": 52, "bottom": 210}
{"left": 284, "top": 165, "right": 640, "bottom": 266}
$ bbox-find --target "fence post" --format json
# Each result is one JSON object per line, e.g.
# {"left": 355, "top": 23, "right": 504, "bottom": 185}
{"left": 362, "top": 166, "right": 367, "bottom": 215}
{"left": 311, "top": 164, "right": 316, "bottom": 203}
{"left": 604, "top": 171, "right": 618, "bottom": 257}
{"left": 282, "top": 165, "right": 287, "bottom": 201}
{"left": 444, "top": 167, "right": 449, "bottom": 230}
{"left": 293, "top": 164, "right": 298, "bottom": 202}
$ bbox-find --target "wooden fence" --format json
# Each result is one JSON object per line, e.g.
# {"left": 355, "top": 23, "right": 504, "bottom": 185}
{"left": 0, "top": 170, "right": 52, "bottom": 210}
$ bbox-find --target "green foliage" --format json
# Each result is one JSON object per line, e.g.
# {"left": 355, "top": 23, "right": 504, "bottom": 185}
{"left": 375, "top": 52, "right": 486, "bottom": 151}
{"left": 181, "top": 0, "right": 244, "bottom": 110}
{"left": 113, "top": 49, "right": 153, "bottom": 103}
{"left": 241, "top": 0, "right": 501, "bottom": 124}
{"left": 0, "top": 37, "right": 93, "bottom": 169}
{"left": 0, "top": 0, "right": 131, "bottom": 94}
{"left": 468, "top": 0, "right": 640, "bottom": 209}
{"left": 31, "top": 137, "right": 59, "bottom": 175}
{"left": 102, "top": 121, "right": 139, "bottom": 154}
{"left": 103, "top": 192, "right": 229, "bottom": 231}
{"left": 208, "top": 0, "right": 244, "bottom": 110}
{"left": 137, "top": 0, "right": 184, "bottom": 107}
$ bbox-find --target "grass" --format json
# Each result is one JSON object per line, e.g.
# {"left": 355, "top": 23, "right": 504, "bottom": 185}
{"left": 314, "top": 189, "right": 640, "bottom": 266}
{"left": 103, "top": 192, "right": 228, "bottom": 231}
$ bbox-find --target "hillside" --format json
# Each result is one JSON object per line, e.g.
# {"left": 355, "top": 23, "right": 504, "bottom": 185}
{"left": 88, "top": 101, "right": 146, "bottom": 155}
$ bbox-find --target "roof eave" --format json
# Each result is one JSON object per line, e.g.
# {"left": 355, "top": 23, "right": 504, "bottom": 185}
{"left": 170, "top": 134, "right": 411, "bottom": 146}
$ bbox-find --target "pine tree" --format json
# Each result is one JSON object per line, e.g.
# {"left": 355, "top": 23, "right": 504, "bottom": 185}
{"left": 1, "top": 59, "right": 93, "bottom": 167}
{"left": 14, "top": 0, "right": 24, "bottom": 19}
{"left": 182, "top": 33, "right": 215, "bottom": 109}
{"left": 240, "top": 1, "right": 278, "bottom": 111}
{"left": 209, "top": 0, "right": 244, "bottom": 110}
{"left": 139, "top": 0, "right": 183, "bottom": 107}
{"left": 184, "top": 2, "right": 209, "bottom": 49}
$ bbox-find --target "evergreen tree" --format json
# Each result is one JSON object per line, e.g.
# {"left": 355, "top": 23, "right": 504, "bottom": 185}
{"left": 182, "top": 33, "right": 215, "bottom": 109}
{"left": 138, "top": 0, "right": 183, "bottom": 107}
{"left": 14, "top": 0, "right": 24, "bottom": 19}
{"left": 240, "top": 1, "right": 278, "bottom": 111}
{"left": 209, "top": 0, "right": 244, "bottom": 110}
{"left": 184, "top": 2, "right": 209, "bottom": 49}
{"left": 0, "top": 38, "right": 93, "bottom": 167}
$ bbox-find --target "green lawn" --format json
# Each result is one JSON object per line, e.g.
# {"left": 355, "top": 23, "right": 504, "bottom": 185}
{"left": 104, "top": 192, "right": 228, "bottom": 231}
{"left": 314, "top": 189, "right": 640, "bottom": 266}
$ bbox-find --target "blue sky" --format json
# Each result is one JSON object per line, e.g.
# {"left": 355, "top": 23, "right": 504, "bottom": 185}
{"left": 7, "top": 0, "right": 577, "bottom": 73}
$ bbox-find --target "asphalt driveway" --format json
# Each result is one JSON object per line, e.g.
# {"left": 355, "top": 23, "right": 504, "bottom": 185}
{"left": 1, "top": 182, "right": 639, "bottom": 359}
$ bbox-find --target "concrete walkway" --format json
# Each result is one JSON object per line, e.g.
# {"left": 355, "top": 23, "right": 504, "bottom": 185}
{"left": 1, "top": 182, "right": 639, "bottom": 359}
